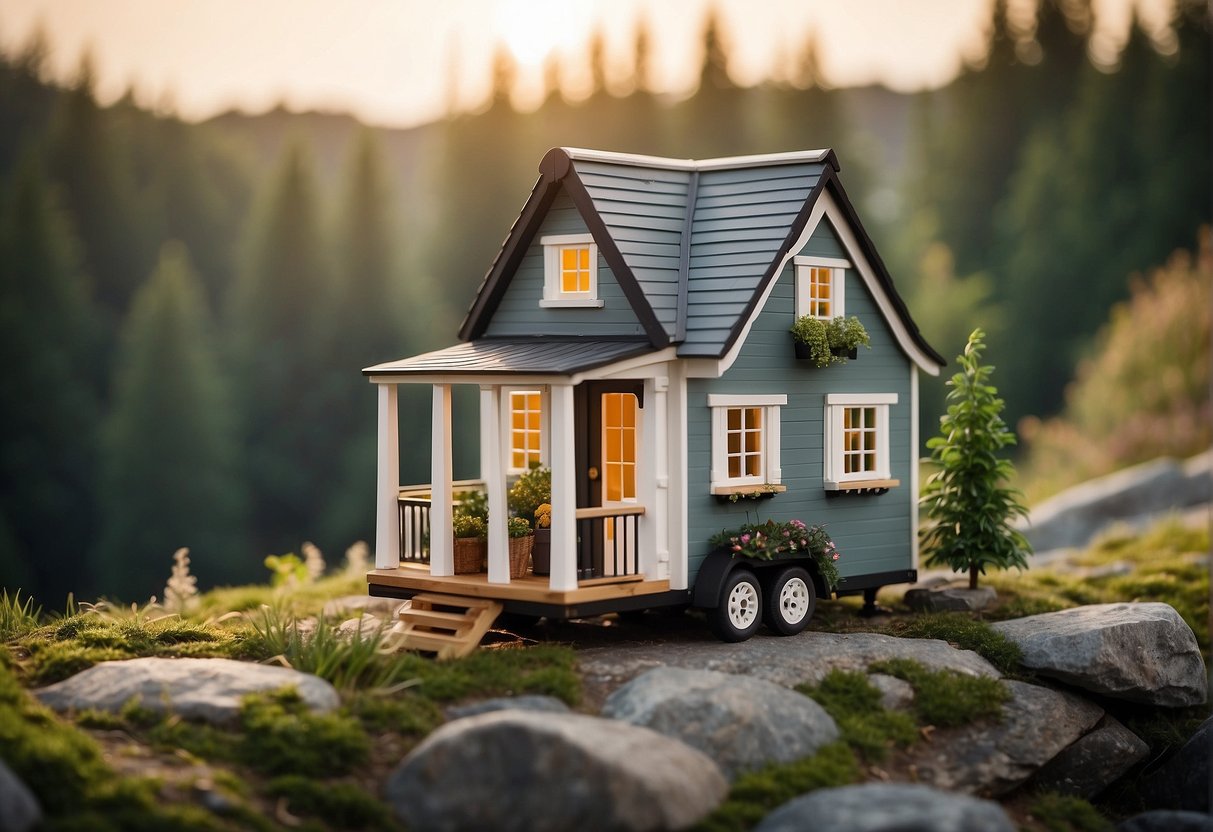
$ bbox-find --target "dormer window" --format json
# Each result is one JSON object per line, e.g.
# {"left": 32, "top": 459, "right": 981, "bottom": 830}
{"left": 794, "top": 256, "right": 849, "bottom": 320}
{"left": 540, "top": 233, "right": 603, "bottom": 308}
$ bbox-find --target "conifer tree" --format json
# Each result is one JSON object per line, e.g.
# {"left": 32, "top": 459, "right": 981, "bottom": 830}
{"left": 95, "top": 243, "right": 246, "bottom": 599}
{"left": 0, "top": 155, "right": 97, "bottom": 603}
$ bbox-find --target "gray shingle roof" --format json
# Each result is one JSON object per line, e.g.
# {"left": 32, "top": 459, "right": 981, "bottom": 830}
{"left": 364, "top": 338, "right": 654, "bottom": 377}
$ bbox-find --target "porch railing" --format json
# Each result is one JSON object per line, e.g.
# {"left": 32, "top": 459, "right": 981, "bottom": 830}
{"left": 398, "top": 480, "right": 485, "bottom": 563}
{"left": 396, "top": 485, "right": 645, "bottom": 581}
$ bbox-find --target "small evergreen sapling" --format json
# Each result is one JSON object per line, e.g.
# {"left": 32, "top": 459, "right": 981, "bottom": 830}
{"left": 920, "top": 329, "right": 1032, "bottom": 589}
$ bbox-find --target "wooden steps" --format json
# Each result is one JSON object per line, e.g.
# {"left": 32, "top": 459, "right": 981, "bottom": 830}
{"left": 391, "top": 593, "right": 503, "bottom": 659}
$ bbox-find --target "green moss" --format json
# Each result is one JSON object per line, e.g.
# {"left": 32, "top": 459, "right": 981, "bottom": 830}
{"left": 868, "top": 659, "right": 1008, "bottom": 728}
{"left": 346, "top": 690, "right": 444, "bottom": 736}
{"left": 392, "top": 644, "right": 581, "bottom": 705}
{"left": 266, "top": 775, "right": 400, "bottom": 830}
{"left": 798, "top": 670, "right": 917, "bottom": 761}
{"left": 886, "top": 614, "right": 1024, "bottom": 676}
{"left": 694, "top": 742, "right": 860, "bottom": 832}
{"left": 1027, "top": 792, "right": 1113, "bottom": 832}
{"left": 238, "top": 687, "right": 369, "bottom": 777}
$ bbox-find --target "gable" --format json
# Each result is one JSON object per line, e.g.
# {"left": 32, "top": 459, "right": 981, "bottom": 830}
{"left": 483, "top": 187, "right": 646, "bottom": 339}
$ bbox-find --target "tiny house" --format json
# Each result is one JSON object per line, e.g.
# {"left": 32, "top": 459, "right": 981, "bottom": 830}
{"left": 365, "top": 147, "right": 944, "bottom": 647}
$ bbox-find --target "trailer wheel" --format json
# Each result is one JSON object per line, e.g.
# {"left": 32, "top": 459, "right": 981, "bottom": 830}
{"left": 762, "top": 565, "right": 816, "bottom": 636}
{"left": 709, "top": 569, "right": 762, "bottom": 642}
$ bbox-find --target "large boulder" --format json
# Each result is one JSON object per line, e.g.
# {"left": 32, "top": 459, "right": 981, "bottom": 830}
{"left": 991, "top": 603, "right": 1207, "bottom": 707}
{"left": 446, "top": 694, "right": 570, "bottom": 720}
{"left": 754, "top": 783, "right": 1016, "bottom": 832}
{"left": 1138, "top": 716, "right": 1212, "bottom": 812}
{"left": 904, "top": 586, "right": 997, "bottom": 612}
{"left": 385, "top": 710, "right": 728, "bottom": 832}
{"left": 909, "top": 680, "right": 1104, "bottom": 795}
{"left": 1023, "top": 454, "right": 1210, "bottom": 552}
{"left": 601, "top": 667, "right": 839, "bottom": 780}
{"left": 1031, "top": 716, "right": 1150, "bottom": 798}
{"left": 0, "top": 760, "right": 41, "bottom": 832}
{"left": 578, "top": 631, "right": 999, "bottom": 708}
{"left": 34, "top": 657, "right": 339, "bottom": 725}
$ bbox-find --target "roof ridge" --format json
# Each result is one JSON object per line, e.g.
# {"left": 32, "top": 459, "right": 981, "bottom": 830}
{"left": 560, "top": 147, "right": 840, "bottom": 173}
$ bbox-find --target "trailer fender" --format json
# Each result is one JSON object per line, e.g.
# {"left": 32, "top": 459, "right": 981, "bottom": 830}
{"left": 692, "top": 549, "right": 745, "bottom": 609}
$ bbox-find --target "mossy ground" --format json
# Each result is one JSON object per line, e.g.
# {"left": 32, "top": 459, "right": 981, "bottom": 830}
{"left": 1, "top": 517, "right": 1203, "bottom": 829}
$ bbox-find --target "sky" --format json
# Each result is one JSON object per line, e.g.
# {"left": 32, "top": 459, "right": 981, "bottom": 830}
{"left": 0, "top": 0, "right": 1176, "bottom": 128}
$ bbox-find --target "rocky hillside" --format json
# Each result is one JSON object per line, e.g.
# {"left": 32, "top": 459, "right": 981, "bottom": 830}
{"left": 1, "top": 518, "right": 1208, "bottom": 831}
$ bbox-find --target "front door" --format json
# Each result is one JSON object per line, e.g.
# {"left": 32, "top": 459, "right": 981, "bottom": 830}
{"left": 581, "top": 382, "right": 643, "bottom": 577}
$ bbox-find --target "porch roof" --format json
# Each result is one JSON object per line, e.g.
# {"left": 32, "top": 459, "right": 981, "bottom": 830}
{"left": 363, "top": 337, "right": 655, "bottom": 377}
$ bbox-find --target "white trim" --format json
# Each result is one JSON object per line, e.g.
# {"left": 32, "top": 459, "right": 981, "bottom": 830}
{"left": 548, "top": 384, "right": 578, "bottom": 591}
{"left": 639, "top": 378, "right": 660, "bottom": 578}
{"left": 910, "top": 365, "right": 920, "bottom": 572}
{"left": 480, "top": 386, "right": 509, "bottom": 585}
{"left": 429, "top": 385, "right": 454, "bottom": 577}
{"left": 652, "top": 377, "right": 670, "bottom": 580}
{"left": 667, "top": 364, "right": 689, "bottom": 590}
{"left": 542, "top": 234, "right": 599, "bottom": 304}
{"left": 706, "top": 393, "right": 787, "bottom": 408}
{"left": 560, "top": 146, "right": 832, "bottom": 172}
{"left": 823, "top": 394, "right": 895, "bottom": 489}
{"left": 794, "top": 261, "right": 845, "bottom": 320}
{"left": 573, "top": 347, "right": 679, "bottom": 383}
{"left": 826, "top": 393, "right": 898, "bottom": 405}
{"left": 374, "top": 384, "right": 400, "bottom": 570}
{"left": 719, "top": 190, "right": 943, "bottom": 377}
{"left": 792, "top": 255, "right": 851, "bottom": 269}
{"left": 708, "top": 395, "right": 784, "bottom": 490}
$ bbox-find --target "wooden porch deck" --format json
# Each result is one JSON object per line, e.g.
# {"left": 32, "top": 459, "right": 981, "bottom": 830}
{"left": 367, "top": 562, "right": 672, "bottom": 606}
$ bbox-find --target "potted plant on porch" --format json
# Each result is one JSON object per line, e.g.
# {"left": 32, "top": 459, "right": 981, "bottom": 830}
{"left": 452, "top": 513, "right": 487, "bottom": 574}
{"left": 531, "top": 503, "right": 552, "bottom": 576}
{"left": 507, "top": 516, "right": 534, "bottom": 579}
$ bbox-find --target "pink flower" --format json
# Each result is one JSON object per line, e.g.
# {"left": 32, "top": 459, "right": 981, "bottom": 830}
{"left": 732, "top": 544, "right": 742, "bottom": 552}
{"left": 800, "top": 539, "right": 807, "bottom": 546}
{"left": 740, "top": 534, "right": 751, "bottom": 544}
{"left": 832, "top": 553, "right": 839, "bottom": 561}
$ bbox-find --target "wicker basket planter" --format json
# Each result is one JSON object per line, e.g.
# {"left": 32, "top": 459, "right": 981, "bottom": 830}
{"left": 508, "top": 535, "right": 534, "bottom": 579}
{"left": 453, "top": 537, "right": 487, "bottom": 574}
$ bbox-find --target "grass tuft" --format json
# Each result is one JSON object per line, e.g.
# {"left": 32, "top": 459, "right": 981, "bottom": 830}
{"left": 1026, "top": 792, "right": 1114, "bottom": 832}
{"left": 867, "top": 658, "right": 1008, "bottom": 727}
{"left": 694, "top": 742, "right": 860, "bottom": 832}
{"left": 797, "top": 670, "right": 917, "bottom": 761}
{"left": 0, "top": 590, "right": 41, "bottom": 641}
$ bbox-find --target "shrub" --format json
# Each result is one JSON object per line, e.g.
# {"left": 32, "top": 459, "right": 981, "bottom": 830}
{"left": 508, "top": 466, "right": 550, "bottom": 523}
{"left": 920, "top": 328, "right": 1032, "bottom": 589}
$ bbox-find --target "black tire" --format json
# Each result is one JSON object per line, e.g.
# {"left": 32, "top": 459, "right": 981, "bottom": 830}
{"left": 762, "top": 565, "right": 816, "bottom": 636}
{"left": 708, "top": 569, "right": 763, "bottom": 642}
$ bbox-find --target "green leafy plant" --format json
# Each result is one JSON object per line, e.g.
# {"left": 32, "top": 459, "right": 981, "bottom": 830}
{"left": 790, "top": 315, "right": 870, "bottom": 367}
{"left": 920, "top": 328, "right": 1032, "bottom": 589}
{"left": 264, "top": 553, "right": 309, "bottom": 587}
{"left": 452, "top": 513, "right": 487, "bottom": 539}
{"left": 710, "top": 519, "right": 841, "bottom": 589}
{"left": 507, "top": 516, "right": 532, "bottom": 538}
{"left": 508, "top": 466, "right": 551, "bottom": 523}
{"left": 790, "top": 315, "right": 831, "bottom": 366}
{"left": 453, "top": 489, "right": 488, "bottom": 521}
{"left": 826, "top": 315, "right": 871, "bottom": 355}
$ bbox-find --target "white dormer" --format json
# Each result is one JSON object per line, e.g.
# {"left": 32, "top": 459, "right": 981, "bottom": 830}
{"left": 539, "top": 233, "right": 603, "bottom": 308}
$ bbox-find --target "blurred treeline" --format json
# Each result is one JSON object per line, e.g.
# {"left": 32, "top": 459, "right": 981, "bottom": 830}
{"left": 0, "top": 1, "right": 1208, "bottom": 603}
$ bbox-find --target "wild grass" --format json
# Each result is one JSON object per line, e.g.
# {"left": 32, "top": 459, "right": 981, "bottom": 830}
{"left": 797, "top": 670, "right": 917, "bottom": 762}
{"left": 0, "top": 590, "right": 41, "bottom": 641}
{"left": 693, "top": 742, "right": 860, "bottom": 832}
{"left": 867, "top": 658, "right": 1008, "bottom": 727}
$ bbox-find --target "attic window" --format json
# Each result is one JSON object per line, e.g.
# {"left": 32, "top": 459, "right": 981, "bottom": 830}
{"left": 540, "top": 234, "right": 603, "bottom": 308}
{"left": 794, "top": 256, "right": 849, "bottom": 320}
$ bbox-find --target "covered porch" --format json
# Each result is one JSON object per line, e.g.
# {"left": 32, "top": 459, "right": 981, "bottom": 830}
{"left": 363, "top": 339, "right": 685, "bottom": 609}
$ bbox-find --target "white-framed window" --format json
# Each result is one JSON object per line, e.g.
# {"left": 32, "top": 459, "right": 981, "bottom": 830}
{"left": 507, "top": 389, "right": 545, "bottom": 474}
{"left": 707, "top": 394, "right": 786, "bottom": 492}
{"left": 540, "top": 233, "right": 603, "bottom": 308}
{"left": 823, "top": 393, "right": 898, "bottom": 489}
{"left": 794, "top": 256, "right": 849, "bottom": 320}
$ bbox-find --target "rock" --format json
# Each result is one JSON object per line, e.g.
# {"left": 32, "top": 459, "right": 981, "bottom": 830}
{"left": 34, "top": 657, "right": 339, "bottom": 725}
{"left": 909, "top": 680, "right": 1104, "bottom": 795}
{"left": 754, "top": 783, "right": 1016, "bottom": 832}
{"left": 1023, "top": 455, "right": 1211, "bottom": 552}
{"left": 601, "top": 667, "right": 839, "bottom": 780}
{"left": 904, "top": 586, "right": 997, "bottom": 612}
{"left": 322, "top": 595, "right": 405, "bottom": 619}
{"left": 1119, "top": 811, "right": 1213, "bottom": 832}
{"left": 446, "top": 694, "right": 570, "bottom": 720}
{"left": 991, "top": 603, "right": 1208, "bottom": 707}
{"left": 578, "top": 631, "right": 1000, "bottom": 708}
{"left": 1031, "top": 716, "right": 1149, "bottom": 798}
{"left": 867, "top": 673, "right": 914, "bottom": 711}
{"left": 0, "top": 759, "right": 41, "bottom": 832}
{"left": 1138, "top": 716, "right": 1212, "bottom": 812}
{"left": 336, "top": 615, "right": 390, "bottom": 640}
{"left": 385, "top": 710, "right": 727, "bottom": 832}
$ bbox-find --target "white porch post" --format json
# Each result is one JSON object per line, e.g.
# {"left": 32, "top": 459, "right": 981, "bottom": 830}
{"left": 481, "top": 385, "right": 509, "bottom": 584}
{"left": 548, "top": 383, "right": 577, "bottom": 591}
{"left": 374, "top": 384, "right": 400, "bottom": 570}
{"left": 430, "top": 383, "right": 454, "bottom": 577}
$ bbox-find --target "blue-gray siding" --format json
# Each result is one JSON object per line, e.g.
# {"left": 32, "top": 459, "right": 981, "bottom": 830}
{"left": 484, "top": 188, "right": 646, "bottom": 338}
{"left": 686, "top": 223, "right": 913, "bottom": 588}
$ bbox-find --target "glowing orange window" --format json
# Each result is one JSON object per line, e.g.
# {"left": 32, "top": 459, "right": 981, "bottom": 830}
{"left": 807, "top": 267, "right": 832, "bottom": 318}
{"left": 602, "top": 393, "right": 638, "bottom": 503}
{"left": 509, "top": 391, "right": 542, "bottom": 473}
{"left": 560, "top": 247, "right": 592, "bottom": 294}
